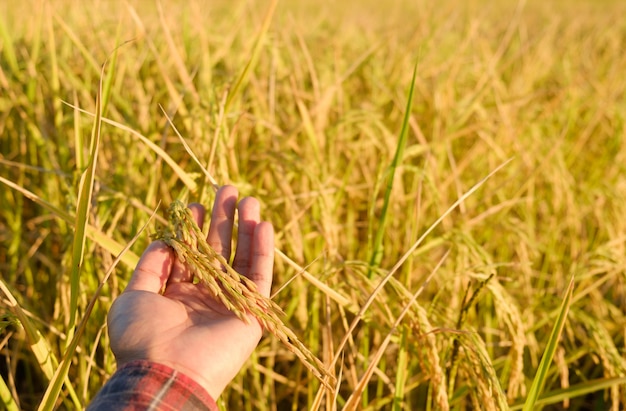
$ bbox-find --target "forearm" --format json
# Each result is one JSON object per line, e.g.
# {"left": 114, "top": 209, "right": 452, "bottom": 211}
{"left": 87, "top": 360, "right": 219, "bottom": 411}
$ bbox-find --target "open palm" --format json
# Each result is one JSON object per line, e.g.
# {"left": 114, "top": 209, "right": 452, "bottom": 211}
{"left": 106, "top": 186, "right": 274, "bottom": 399}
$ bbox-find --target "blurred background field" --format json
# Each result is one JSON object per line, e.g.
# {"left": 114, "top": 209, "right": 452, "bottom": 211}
{"left": 1, "top": 0, "right": 626, "bottom": 409}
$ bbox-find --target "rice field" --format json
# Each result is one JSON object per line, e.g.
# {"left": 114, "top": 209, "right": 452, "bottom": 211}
{"left": 1, "top": 0, "right": 626, "bottom": 409}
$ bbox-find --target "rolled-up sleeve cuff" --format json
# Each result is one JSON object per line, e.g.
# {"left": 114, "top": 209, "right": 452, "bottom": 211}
{"left": 87, "top": 360, "right": 219, "bottom": 411}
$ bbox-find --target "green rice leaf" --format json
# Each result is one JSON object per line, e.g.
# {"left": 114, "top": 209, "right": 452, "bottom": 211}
{"left": 67, "top": 61, "right": 104, "bottom": 334}
{"left": 512, "top": 377, "right": 626, "bottom": 410}
{"left": 0, "top": 373, "right": 19, "bottom": 411}
{"left": 522, "top": 275, "right": 575, "bottom": 411}
{"left": 368, "top": 62, "right": 417, "bottom": 276}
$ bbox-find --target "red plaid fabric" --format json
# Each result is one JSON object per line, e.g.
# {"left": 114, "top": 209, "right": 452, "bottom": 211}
{"left": 88, "top": 360, "right": 218, "bottom": 411}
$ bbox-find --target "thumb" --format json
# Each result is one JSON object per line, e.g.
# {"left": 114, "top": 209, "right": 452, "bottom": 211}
{"left": 124, "top": 241, "right": 174, "bottom": 293}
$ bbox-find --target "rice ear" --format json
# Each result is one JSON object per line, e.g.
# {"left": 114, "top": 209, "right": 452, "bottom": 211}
{"left": 154, "top": 200, "right": 336, "bottom": 389}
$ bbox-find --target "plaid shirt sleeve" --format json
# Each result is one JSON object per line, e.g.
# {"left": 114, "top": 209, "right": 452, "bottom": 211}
{"left": 87, "top": 360, "right": 219, "bottom": 411}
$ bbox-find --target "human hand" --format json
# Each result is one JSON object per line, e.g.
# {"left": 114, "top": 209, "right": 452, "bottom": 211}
{"left": 106, "top": 185, "right": 274, "bottom": 399}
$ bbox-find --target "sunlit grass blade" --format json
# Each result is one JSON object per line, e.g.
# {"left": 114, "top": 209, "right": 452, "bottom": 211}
{"left": 368, "top": 62, "right": 417, "bottom": 277}
{"left": 73, "top": 91, "right": 86, "bottom": 170}
{"left": 330, "top": 159, "right": 513, "bottom": 372}
{"left": 522, "top": 275, "right": 575, "bottom": 411}
{"left": 341, "top": 251, "right": 449, "bottom": 410}
{"left": 0, "top": 175, "right": 140, "bottom": 268}
{"left": 65, "top": 104, "right": 198, "bottom": 193}
{"left": 159, "top": 105, "right": 219, "bottom": 189}
{"left": 0, "top": 373, "right": 19, "bottom": 411}
{"left": 0, "top": 13, "right": 19, "bottom": 78}
{"left": 224, "top": 0, "right": 278, "bottom": 112}
{"left": 37, "top": 206, "right": 158, "bottom": 411}
{"left": 274, "top": 248, "right": 353, "bottom": 310}
{"left": 511, "top": 377, "right": 626, "bottom": 410}
{"left": 101, "top": 25, "right": 123, "bottom": 116}
{"left": 0, "top": 280, "right": 56, "bottom": 380}
{"left": 0, "top": 279, "right": 81, "bottom": 409}
{"left": 392, "top": 327, "right": 409, "bottom": 411}
{"left": 157, "top": 1, "right": 199, "bottom": 103}
{"left": 66, "top": 62, "right": 105, "bottom": 337}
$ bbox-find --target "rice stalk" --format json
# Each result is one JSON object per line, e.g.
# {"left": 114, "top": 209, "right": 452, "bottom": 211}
{"left": 458, "top": 331, "right": 509, "bottom": 411}
{"left": 153, "top": 200, "right": 335, "bottom": 390}
{"left": 341, "top": 250, "right": 449, "bottom": 410}
{"left": 486, "top": 279, "right": 527, "bottom": 400}
{"left": 412, "top": 304, "right": 449, "bottom": 411}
